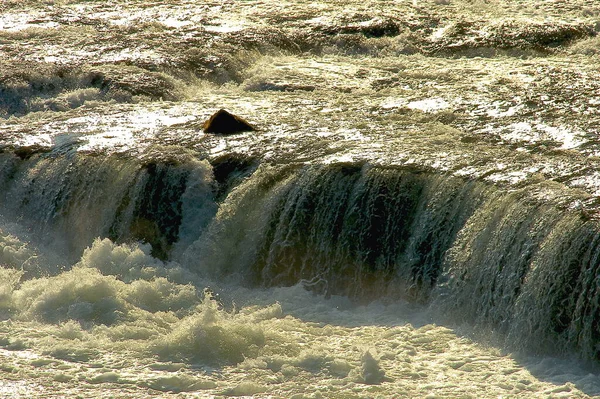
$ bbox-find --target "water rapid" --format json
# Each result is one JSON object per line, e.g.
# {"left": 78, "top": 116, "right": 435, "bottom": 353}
{"left": 3, "top": 0, "right": 600, "bottom": 397}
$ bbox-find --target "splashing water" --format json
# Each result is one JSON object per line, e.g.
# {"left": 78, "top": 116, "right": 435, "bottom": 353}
{"left": 3, "top": 0, "right": 600, "bottom": 398}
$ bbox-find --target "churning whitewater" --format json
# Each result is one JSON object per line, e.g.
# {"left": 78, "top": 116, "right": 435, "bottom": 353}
{"left": 2, "top": 0, "right": 600, "bottom": 397}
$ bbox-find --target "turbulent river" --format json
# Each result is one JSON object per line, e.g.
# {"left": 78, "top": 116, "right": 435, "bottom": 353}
{"left": 3, "top": 0, "right": 600, "bottom": 397}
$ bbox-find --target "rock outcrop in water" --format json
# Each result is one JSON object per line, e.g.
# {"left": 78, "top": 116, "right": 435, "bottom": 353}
{"left": 203, "top": 109, "right": 255, "bottom": 134}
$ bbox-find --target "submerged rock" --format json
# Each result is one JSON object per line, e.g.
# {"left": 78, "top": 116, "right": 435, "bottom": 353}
{"left": 203, "top": 109, "right": 255, "bottom": 134}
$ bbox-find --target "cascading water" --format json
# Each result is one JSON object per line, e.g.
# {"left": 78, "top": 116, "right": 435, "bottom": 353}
{"left": 178, "top": 158, "right": 600, "bottom": 362}
{"left": 0, "top": 150, "right": 216, "bottom": 265}
{"left": 2, "top": 149, "right": 600, "bottom": 364}
{"left": 185, "top": 163, "right": 485, "bottom": 301}
{"left": 2, "top": 149, "right": 600, "bottom": 397}
{"left": 3, "top": 0, "right": 600, "bottom": 397}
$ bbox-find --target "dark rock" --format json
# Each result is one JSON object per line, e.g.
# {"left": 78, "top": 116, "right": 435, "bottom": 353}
{"left": 203, "top": 109, "right": 255, "bottom": 134}
{"left": 210, "top": 153, "right": 258, "bottom": 201}
{"left": 12, "top": 145, "right": 51, "bottom": 160}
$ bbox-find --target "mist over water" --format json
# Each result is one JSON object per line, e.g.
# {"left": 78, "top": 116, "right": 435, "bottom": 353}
{"left": 2, "top": 0, "right": 600, "bottom": 398}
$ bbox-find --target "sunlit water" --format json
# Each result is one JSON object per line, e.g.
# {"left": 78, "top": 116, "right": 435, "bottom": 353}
{"left": 1, "top": 237, "right": 598, "bottom": 399}
{"left": 2, "top": 0, "right": 600, "bottom": 398}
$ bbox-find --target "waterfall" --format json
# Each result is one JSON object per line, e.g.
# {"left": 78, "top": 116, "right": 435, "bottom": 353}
{"left": 0, "top": 149, "right": 216, "bottom": 264}
{"left": 1, "top": 149, "right": 599, "bottom": 360}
